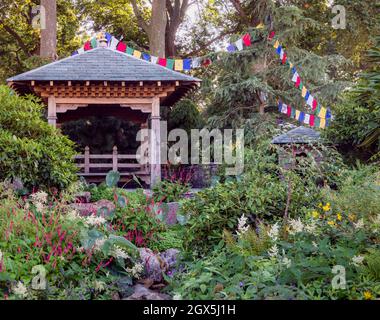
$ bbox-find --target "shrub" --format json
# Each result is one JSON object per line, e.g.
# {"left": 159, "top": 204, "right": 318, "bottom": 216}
{"left": 152, "top": 180, "right": 190, "bottom": 203}
{"left": 0, "top": 86, "right": 77, "bottom": 189}
{"left": 181, "top": 139, "right": 344, "bottom": 254}
{"left": 169, "top": 204, "right": 380, "bottom": 300}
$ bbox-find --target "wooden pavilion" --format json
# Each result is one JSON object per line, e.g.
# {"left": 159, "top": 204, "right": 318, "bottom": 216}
{"left": 7, "top": 44, "right": 201, "bottom": 187}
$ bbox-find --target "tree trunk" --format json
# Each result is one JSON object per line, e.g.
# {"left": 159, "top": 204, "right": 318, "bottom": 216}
{"left": 40, "top": 0, "right": 57, "bottom": 60}
{"left": 149, "top": 0, "right": 167, "bottom": 57}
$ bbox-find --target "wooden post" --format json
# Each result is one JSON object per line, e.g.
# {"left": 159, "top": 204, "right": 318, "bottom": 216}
{"left": 150, "top": 97, "right": 161, "bottom": 187}
{"left": 140, "top": 122, "right": 149, "bottom": 173}
{"left": 84, "top": 146, "right": 90, "bottom": 174}
{"left": 112, "top": 146, "right": 118, "bottom": 171}
{"left": 47, "top": 96, "right": 57, "bottom": 127}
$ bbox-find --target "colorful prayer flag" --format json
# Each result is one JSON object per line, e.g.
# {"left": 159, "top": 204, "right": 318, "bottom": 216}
{"left": 78, "top": 48, "right": 85, "bottom": 54}
{"left": 133, "top": 50, "right": 142, "bottom": 59}
{"left": 309, "top": 115, "right": 315, "bottom": 127}
{"left": 192, "top": 57, "right": 201, "bottom": 68}
{"left": 299, "top": 112, "right": 305, "bottom": 123}
{"left": 126, "top": 47, "right": 134, "bottom": 55}
{"left": 116, "top": 41, "right": 127, "bottom": 52}
{"left": 142, "top": 53, "right": 151, "bottom": 61}
{"left": 312, "top": 99, "right": 318, "bottom": 110}
{"left": 301, "top": 86, "right": 307, "bottom": 98}
{"left": 151, "top": 56, "right": 158, "bottom": 64}
{"left": 183, "top": 59, "right": 192, "bottom": 70}
{"left": 273, "top": 40, "right": 280, "bottom": 49}
{"left": 166, "top": 59, "right": 175, "bottom": 69}
{"left": 109, "top": 37, "right": 119, "bottom": 50}
{"left": 304, "top": 113, "right": 310, "bottom": 125}
{"left": 242, "top": 33, "right": 251, "bottom": 46}
{"left": 91, "top": 37, "right": 98, "bottom": 49}
{"left": 235, "top": 39, "right": 244, "bottom": 51}
{"left": 318, "top": 107, "right": 327, "bottom": 119}
{"left": 84, "top": 41, "right": 91, "bottom": 51}
{"left": 227, "top": 44, "right": 236, "bottom": 52}
{"left": 175, "top": 59, "right": 183, "bottom": 71}
{"left": 295, "top": 110, "right": 301, "bottom": 120}
{"left": 158, "top": 58, "right": 167, "bottom": 67}
{"left": 268, "top": 31, "right": 276, "bottom": 41}
{"left": 320, "top": 118, "right": 326, "bottom": 129}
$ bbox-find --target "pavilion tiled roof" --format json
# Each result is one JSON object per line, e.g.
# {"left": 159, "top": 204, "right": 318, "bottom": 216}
{"left": 272, "top": 126, "right": 321, "bottom": 144}
{"left": 7, "top": 47, "right": 201, "bottom": 82}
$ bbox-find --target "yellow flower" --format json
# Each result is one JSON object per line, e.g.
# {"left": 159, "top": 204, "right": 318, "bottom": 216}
{"left": 337, "top": 213, "right": 342, "bottom": 221}
{"left": 322, "top": 203, "right": 331, "bottom": 212}
{"left": 363, "top": 291, "right": 373, "bottom": 300}
{"left": 312, "top": 211, "right": 320, "bottom": 219}
{"left": 348, "top": 214, "right": 356, "bottom": 221}
{"left": 318, "top": 203, "right": 323, "bottom": 208}
{"left": 327, "top": 220, "right": 336, "bottom": 227}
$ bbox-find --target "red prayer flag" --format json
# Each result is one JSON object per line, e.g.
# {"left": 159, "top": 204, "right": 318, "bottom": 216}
{"left": 242, "top": 33, "right": 251, "bottom": 46}
{"left": 202, "top": 58, "right": 212, "bottom": 67}
{"left": 287, "top": 106, "right": 292, "bottom": 117}
{"left": 309, "top": 115, "right": 315, "bottom": 127}
{"left": 84, "top": 41, "right": 91, "bottom": 51}
{"left": 295, "top": 77, "right": 301, "bottom": 88}
{"left": 312, "top": 99, "right": 318, "bottom": 111}
{"left": 268, "top": 31, "right": 276, "bottom": 41}
{"left": 282, "top": 53, "right": 287, "bottom": 65}
{"left": 158, "top": 58, "right": 167, "bottom": 67}
{"left": 116, "top": 41, "right": 127, "bottom": 52}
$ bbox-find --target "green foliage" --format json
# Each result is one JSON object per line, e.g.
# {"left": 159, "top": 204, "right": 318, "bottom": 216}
{"left": 181, "top": 136, "right": 345, "bottom": 253}
{"left": 0, "top": 86, "right": 77, "bottom": 189}
{"left": 153, "top": 180, "right": 190, "bottom": 203}
{"left": 167, "top": 99, "right": 205, "bottom": 133}
{"left": 170, "top": 202, "right": 380, "bottom": 300}
{"left": 326, "top": 33, "right": 380, "bottom": 161}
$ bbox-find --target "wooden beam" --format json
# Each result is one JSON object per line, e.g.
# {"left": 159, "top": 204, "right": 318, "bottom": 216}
{"left": 55, "top": 97, "right": 154, "bottom": 104}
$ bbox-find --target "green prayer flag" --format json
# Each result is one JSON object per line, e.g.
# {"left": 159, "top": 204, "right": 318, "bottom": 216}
{"left": 314, "top": 117, "right": 320, "bottom": 128}
{"left": 126, "top": 47, "right": 134, "bottom": 55}
{"left": 291, "top": 108, "right": 296, "bottom": 118}
{"left": 91, "top": 37, "right": 97, "bottom": 48}
{"left": 166, "top": 59, "right": 175, "bottom": 69}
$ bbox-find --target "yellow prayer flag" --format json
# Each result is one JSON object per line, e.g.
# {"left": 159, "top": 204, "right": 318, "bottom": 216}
{"left": 273, "top": 40, "right": 280, "bottom": 49}
{"left": 255, "top": 22, "right": 265, "bottom": 29}
{"left": 133, "top": 50, "right": 142, "bottom": 59}
{"left": 295, "top": 110, "right": 301, "bottom": 120}
{"left": 174, "top": 59, "right": 183, "bottom": 71}
{"left": 289, "top": 62, "right": 293, "bottom": 69}
{"left": 301, "top": 86, "right": 307, "bottom": 98}
{"left": 320, "top": 118, "right": 326, "bottom": 129}
{"left": 319, "top": 107, "right": 327, "bottom": 118}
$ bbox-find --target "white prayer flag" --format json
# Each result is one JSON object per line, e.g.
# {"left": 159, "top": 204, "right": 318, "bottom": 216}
{"left": 304, "top": 114, "right": 310, "bottom": 125}
{"left": 78, "top": 48, "right": 85, "bottom": 54}
{"left": 109, "top": 36, "right": 119, "bottom": 50}
{"left": 192, "top": 57, "right": 201, "bottom": 68}
{"left": 292, "top": 72, "right": 299, "bottom": 83}
{"left": 281, "top": 103, "right": 288, "bottom": 114}
{"left": 235, "top": 39, "right": 244, "bottom": 51}
{"left": 151, "top": 56, "right": 158, "bottom": 64}
{"left": 307, "top": 95, "right": 314, "bottom": 107}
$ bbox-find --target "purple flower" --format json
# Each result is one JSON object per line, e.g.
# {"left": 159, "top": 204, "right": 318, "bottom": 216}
{"left": 239, "top": 282, "right": 244, "bottom": 288}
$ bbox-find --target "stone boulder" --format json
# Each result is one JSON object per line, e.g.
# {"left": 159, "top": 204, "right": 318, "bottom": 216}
{"left": 138, "top": 248, "right": 180, "bottom": 283}
{"left": 123, "top": 284, "right": 171, "bottom": 300}
{"left": 71, "top": 199, "right": 115, "bottom": 217}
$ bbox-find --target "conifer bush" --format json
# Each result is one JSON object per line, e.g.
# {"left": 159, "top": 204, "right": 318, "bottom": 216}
{"left": 0, "top": 85, "right": 77, "bottom": 189}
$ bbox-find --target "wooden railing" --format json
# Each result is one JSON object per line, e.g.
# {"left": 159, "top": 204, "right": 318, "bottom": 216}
{"left": 74, "top": 146, "right": 149, "bottom": 183}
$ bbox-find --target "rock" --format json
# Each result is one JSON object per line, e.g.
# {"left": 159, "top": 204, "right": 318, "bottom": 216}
{"left": 70, "top": 199, "right": 115, "bottom": 217}
{"left": 123, "top": 284, "right": 171, "bottom": 300}
{"left": 74, "top": 192, "right": 91, "bottom": 204}
{"left": 165, "top": 202, "right": 180, "bottom": 225}
{"left": 160, "top": 249, "right": 180, "bottom": 269}
{"left": 138, "top": 248, "right": 180, "bottom": 283}
{"left": 138, "top": 248, "right": 163, "bottom": 282}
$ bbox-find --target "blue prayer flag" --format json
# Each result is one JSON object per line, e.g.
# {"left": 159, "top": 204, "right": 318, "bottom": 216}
{"left": 183, "top": 59, "right": 192, "bottom": 70}
{"left": 142, "top": 53, "right": 151, "bottom": 61}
